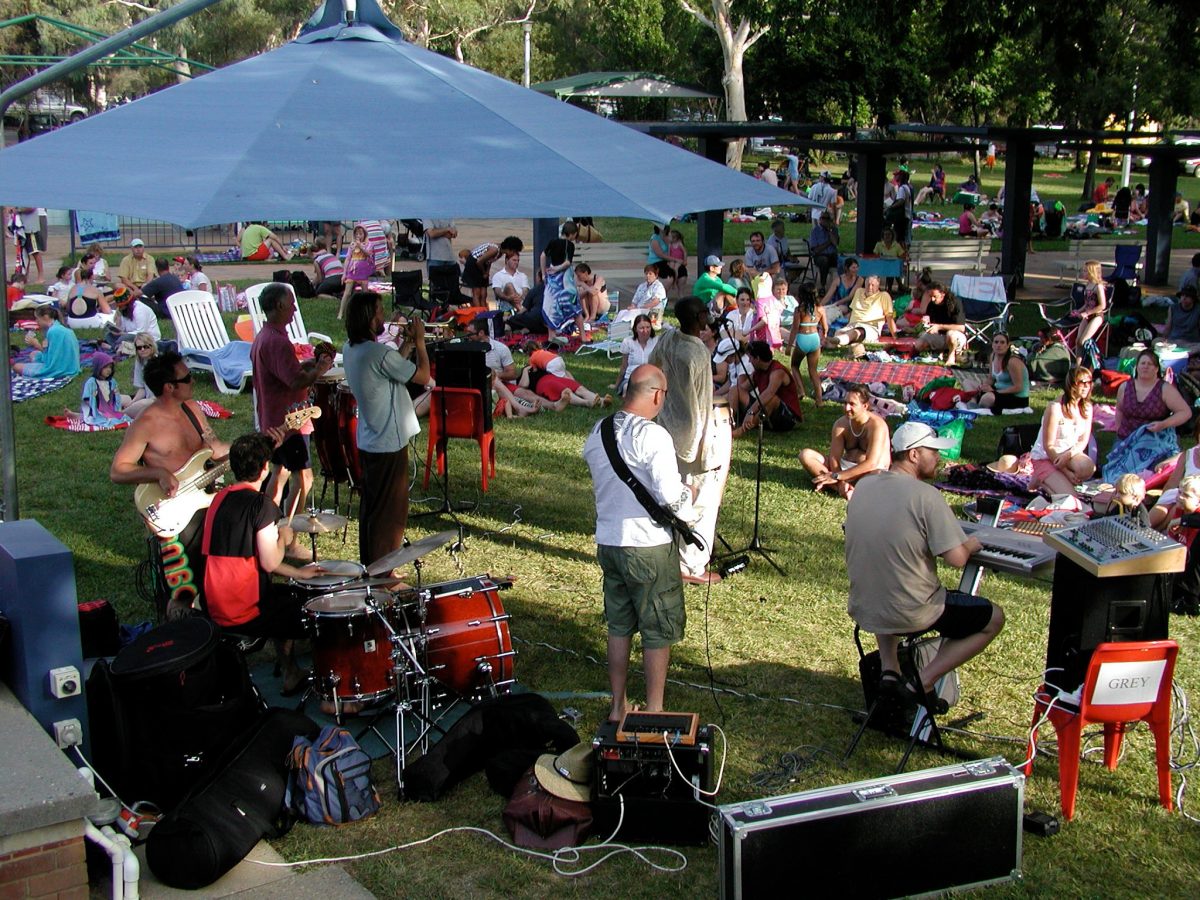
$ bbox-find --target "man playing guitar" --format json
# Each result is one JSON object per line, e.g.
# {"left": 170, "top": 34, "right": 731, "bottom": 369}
{"left": 111, "top": 350, "right": 230, "bottom": 499}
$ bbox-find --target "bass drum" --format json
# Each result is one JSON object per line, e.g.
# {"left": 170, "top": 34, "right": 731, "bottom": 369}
{"left": 303, "top": 589, "right": 395, "bottom": 702}
{"left": 393, "top": 576, "right": 514, "bottom": 699}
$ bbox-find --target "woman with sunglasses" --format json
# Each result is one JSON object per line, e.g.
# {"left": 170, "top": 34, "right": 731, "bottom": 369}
{"left": 1029, "top": 366, "right": 1095, "bottom": 496}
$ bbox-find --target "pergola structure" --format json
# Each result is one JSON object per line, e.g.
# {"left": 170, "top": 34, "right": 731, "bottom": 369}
{"left": 624, "top": 121, "right": 1184, "bottom": 287}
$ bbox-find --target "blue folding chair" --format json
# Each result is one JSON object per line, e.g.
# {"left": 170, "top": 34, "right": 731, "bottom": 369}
{"left": 1104, "top": 244, "right": 1143, "bottom": 286}
{"left": 951, "top": 274, "right": 1010, "bottom": 357}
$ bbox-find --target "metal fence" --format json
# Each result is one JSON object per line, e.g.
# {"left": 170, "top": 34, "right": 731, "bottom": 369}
{"left": 69, "top": 215, "right": 314, "bottom": 256}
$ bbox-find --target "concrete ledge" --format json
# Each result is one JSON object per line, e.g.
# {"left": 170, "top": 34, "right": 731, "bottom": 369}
{"left": 0, "top": 682, "right": 97, "bottom": 839}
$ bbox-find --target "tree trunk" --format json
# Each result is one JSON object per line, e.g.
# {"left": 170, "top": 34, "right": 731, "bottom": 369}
{"left": 724, "top": 44, "right": 746, "bottom": 171}
{"left": 1082, "top": 139, "right": 1100, "bottom": 202}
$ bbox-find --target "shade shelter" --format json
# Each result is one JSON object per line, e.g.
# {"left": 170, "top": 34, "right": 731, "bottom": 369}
{"left": 0, "top": 6, "right": 795, "bottom": 226}
{"left": 0, "top": 0, "right": 803, "bottom": 520}
{"left": 531, "top": 71, "right": 718, "bottom": 101}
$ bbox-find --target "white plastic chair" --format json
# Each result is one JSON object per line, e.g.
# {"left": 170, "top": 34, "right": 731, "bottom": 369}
{"left": 166, "top": 290, "right": 253, "bottom": 394}
{"left": 245, "top": 281, "right": 340, "bottom": 365}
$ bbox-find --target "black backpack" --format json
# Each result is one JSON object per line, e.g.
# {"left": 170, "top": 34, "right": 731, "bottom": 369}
{"left": 290, "top": 270, "right": 316, "bottom": 299}
{"left": 87, "top": 618, "right": 263, "bottom": 811}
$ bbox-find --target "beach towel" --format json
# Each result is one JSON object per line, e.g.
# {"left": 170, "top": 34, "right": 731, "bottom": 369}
{"left": 10, "top": 375, "right": 74, "bottom": 403}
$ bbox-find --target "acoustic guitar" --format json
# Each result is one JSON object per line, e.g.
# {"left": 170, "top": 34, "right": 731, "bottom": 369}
{"left": 135, "top": 404, "right": 319, "bottom": 535}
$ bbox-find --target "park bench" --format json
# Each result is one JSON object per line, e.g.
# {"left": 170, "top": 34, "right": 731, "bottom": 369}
{"left": 907, "top": 238, "right": 994, "bottom": 279}
{"left": 1056, "top": 237, "right": 1143, "bottom": 287}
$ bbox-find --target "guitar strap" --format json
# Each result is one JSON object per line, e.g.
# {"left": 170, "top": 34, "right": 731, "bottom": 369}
{"left": 599, "top": 414, "right": 703, "bottom": 550}
{"left": 181, "top": 403, "right": 205, "bottom": 438}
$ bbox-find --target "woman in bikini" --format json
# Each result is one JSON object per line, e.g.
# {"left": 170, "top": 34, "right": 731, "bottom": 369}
{"left": 786, "top": 283, "right": 827, "bottom": 405}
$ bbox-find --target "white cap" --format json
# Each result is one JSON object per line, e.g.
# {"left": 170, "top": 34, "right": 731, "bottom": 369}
{"left": 891, "top": 421, "right": 957, "bottom": 453}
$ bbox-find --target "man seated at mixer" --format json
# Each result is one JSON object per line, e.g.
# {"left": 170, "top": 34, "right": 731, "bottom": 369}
{"left": 203, "top": 431, "right": 326, "bottom": 697}
{"left": 844, "top": 423, "right": 1005, "bottom": 709}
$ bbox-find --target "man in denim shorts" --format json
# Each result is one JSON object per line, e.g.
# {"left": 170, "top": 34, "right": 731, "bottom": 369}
{"left": 583, "top": 364, "right": 697, "bottom": 723}
{"left": 845, "top": 422, "right": 1005, "bottom": 706}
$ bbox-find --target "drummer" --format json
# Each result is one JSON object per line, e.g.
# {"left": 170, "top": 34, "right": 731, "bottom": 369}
{"left": 202, "top": 432, "right": 326, "bottom": 696}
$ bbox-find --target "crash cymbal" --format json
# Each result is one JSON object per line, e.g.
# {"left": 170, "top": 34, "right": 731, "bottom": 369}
{"left": 282, "top": 512, "right": 349, "bottom": 534}
{"left": 335, "top": 576, "right": 414, "bottom": 591}
{"left": 366, "top": 530, "right": 459, "bottom": 576}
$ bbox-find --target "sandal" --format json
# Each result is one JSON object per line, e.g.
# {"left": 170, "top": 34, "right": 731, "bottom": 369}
{"left": 878, "top": 670, "right": 904, "bottom": 696}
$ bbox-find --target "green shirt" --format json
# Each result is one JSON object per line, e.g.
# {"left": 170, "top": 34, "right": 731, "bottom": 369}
{"left": 694, "top": 271, "right": 737, "bottom": 305}
{"left": 239, "top": 223, "right": 272, "bottom": 257}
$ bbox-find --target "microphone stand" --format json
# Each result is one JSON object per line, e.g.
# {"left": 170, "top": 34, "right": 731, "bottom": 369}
{"left": 714, "top": 312, "right": 786, "bottom": 576}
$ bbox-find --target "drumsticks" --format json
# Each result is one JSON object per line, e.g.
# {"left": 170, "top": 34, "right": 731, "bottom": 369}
{"left": 285, "top": 486, "right": 305, "bottom": 527}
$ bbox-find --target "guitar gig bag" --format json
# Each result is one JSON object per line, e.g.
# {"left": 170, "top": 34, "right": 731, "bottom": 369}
{"left": 87, "top": 617, "right": 262, "bottom": 812}
{"left": 146, "top": 707, "right": 320, "bottom": 889}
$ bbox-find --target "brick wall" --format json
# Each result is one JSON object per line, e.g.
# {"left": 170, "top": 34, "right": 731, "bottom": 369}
{"left": 0, "top": 835, "right": 87, "bottom": 900}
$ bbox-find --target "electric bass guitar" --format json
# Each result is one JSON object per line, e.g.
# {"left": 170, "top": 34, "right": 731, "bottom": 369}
{"left": 135, "top": 404, "right": 319, "bottom": 535}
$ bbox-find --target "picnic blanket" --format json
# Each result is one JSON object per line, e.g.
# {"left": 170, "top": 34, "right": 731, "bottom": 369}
{"left": 45, "top": 397, "right": 231, "bottom": 433}
{"left": 10, "top": 375, "right": 74, "bottom": 403}
{"left": 822, "top": 359, "right": 952, "bottom": 390}
{"left": 193, "top": 248, "right": 243, "bottom": 263}
{"left": 46, "top": 415, "right": 129, "bottom": 433}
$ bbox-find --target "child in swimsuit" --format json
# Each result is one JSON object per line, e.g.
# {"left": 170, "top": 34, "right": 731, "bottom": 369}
{"left": 787, "top": 284, "right": 827, "bottom": 405}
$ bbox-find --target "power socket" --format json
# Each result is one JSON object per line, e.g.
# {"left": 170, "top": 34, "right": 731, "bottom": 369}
{"left": 49, "top": 666, "right": 81, "bottom": 698}
{"left": 53, "top": 718, "right": 82, "bottom": 748}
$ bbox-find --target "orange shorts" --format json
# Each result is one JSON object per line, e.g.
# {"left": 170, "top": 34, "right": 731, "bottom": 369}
{"left": 245, "top": 243, "right": 270, "bottom": 261}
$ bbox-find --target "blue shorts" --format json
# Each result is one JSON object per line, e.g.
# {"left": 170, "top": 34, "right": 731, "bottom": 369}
{"left": 792, "top": 331, "right": 821, "bottom": 355}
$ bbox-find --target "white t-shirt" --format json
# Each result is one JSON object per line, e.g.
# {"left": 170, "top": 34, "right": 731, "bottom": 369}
{"left": 619, "top": 334, "right": 658, "bottom": 370}
{"left": 630, "top": 280, "right": 667, "bottom": 311}
{"left": 189, "top": 272, "right": 212, "bottom": 293}
{"left": 483, "top": 338, "right": 514, "bottom": 375}
{"left": 491, "top": 269, "right": 529, "bottom": 297}
{"left": 807, "top": 181, "right": 837, "bottom": 221}
{"left": 582, "top": 410, "right": 695, "bottom": 547}
{"left": 114, "top": 300, "right": 161, "bottom": 340}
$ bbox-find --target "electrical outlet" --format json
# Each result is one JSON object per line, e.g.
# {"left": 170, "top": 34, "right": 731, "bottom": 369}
{"left": 53, "top": 718, "right": 82, "bottom": 748}
{"left": 49, "top": 666, "right": 81, "bottom": 698}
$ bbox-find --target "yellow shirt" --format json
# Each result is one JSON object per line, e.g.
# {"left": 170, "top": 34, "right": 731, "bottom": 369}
{"left": 117, "top": 253, "right": 155, "bottom": 286}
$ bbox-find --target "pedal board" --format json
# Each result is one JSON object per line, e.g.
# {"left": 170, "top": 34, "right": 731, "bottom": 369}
{"left": 616, "top": 710, "right": 699, "bottom": 745}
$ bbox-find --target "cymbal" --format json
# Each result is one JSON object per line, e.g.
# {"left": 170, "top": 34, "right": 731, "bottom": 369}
{"left": 366, "top": 530, "right": 459, "bottom": 576}
{"left": 283, "top": 512, "right": 349, "bottom": 534}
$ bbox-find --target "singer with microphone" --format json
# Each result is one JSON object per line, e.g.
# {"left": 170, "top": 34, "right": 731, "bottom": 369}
{"left": 650, "top": 296, "right": 732, "bottom": 585}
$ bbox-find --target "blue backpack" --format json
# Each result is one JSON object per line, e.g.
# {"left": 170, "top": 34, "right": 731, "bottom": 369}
{"left": 284, "top": 726, "right": 381, "bottom": 826}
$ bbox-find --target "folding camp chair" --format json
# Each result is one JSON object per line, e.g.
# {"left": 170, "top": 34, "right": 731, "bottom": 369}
{"left": 391, "top": 270, "right": 426, "bottom": 312}
{"left": 244, "top": 282, "right": 338, "bottom": 362}
{"left": 166, "top": 290, "right": 253, "bottom": 394}
{"left": 575, "top": 317, "right": 632, "bottom": 359}
{"left": 1036, "top": 282, "right": 1109, "bottom": 367}
{"left": 1103, "top": 244, "right": 1143, "bottom": 287}
{"left": 951, "top": 274, "right": 1011, "bottom": 357}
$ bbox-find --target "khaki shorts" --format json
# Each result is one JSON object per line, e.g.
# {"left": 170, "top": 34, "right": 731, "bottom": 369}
{"left": 597, "top": 543, "right": 685, "bottom": 649}
{"left": 921, "top": 331, "right": 964, "bottom": 350}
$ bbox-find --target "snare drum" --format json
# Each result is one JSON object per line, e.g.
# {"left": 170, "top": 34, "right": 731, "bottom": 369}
{"left": 303, "top": 589, "right": 395, "bottom": 702}
{"left": 290, "top": 559, "right": 364, "bottom": 594}
{"left": 336, "top": 382, "right": 363, "bottom": 484}
{"left": 392, "top": 576, "right": 514, "bottom": 698}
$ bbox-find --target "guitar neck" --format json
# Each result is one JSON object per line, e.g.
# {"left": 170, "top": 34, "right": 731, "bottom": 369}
{"left": 185, "top": 459, "right": 230, "bottom": 493}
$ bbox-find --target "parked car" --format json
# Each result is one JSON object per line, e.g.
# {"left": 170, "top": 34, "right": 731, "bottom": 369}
{"left": 9, "top": 91, "right": 88, "bottom": 125}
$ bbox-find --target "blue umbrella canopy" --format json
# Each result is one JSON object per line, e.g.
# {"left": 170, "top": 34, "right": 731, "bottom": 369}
{"left": 0, "top": 1, "right": 809, "bottom": 226}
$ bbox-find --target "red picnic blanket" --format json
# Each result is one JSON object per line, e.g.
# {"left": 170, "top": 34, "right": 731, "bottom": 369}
{"left": 823, "top": 359, "right": 951, "bottom": 390}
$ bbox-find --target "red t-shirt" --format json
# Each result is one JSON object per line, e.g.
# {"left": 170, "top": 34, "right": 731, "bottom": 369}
{"left": 202, "top": 485, "right": 280, "bottom": 627}
{"left": 6, "top": 285, "right": 23, "bottom": 309}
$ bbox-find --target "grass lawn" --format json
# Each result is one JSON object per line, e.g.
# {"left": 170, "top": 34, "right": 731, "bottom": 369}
{"left": 594, "top": 154, "right": 1200, "bottom": 259}
{"left": 9, "top": 286, "right": 1200, "bottom": 897}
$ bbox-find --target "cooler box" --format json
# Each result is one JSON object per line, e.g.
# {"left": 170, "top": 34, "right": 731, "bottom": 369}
{"left": 718, "top": 757, "right": 1024, "bottom": 899}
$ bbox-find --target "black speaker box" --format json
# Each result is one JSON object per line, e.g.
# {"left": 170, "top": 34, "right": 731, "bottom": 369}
{"left": 1046, "top": 555, "right": 1170, "bottom": 693}
{"left": 434, "top": 340, "right": 492, "bottom": 431}
{"left": 718, "top": 758, "right": 1023, "bottom": 899}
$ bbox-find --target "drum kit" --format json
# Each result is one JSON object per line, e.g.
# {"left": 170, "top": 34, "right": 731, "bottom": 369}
{"left": 285, "top": 529, "right": 515, "bottom": 795}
